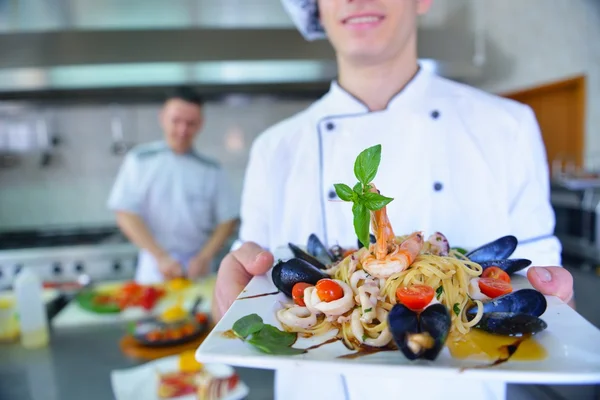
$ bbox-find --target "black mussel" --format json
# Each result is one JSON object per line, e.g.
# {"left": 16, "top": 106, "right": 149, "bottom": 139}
{"left": 388, "top": 303, "right": 451, "bottom": 361}
{"left": 271, "top": 258, "right": 328, "bottom": 298}
{"left": 329, "top": 245, "right": 345, "bottom": 262}
{"left": 466, "top": 289, "right": 547, "bottom": 319}
{"left": 357, "top": 234, "right": 376, "bottom": 249}
{"left": 419, "top": 304, "right": 452, "bottom": 360}
{"left": 479, "top": 259, "right": 532, "bottom": 275}
{"left": 306, "top": 234, "right": 335, "bottom": 265}
{"left": 465, "top": 235, "right": 518, "bottom": 263}
{"left": 474, "top": 312, "right": 548, "bottom": 336}
{"left": 288, "top": 242, "right": 328, "bottom": 270}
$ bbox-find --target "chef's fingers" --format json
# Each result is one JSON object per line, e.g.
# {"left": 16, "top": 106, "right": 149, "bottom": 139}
{"left": 527, "top": 266, "right": 574, "bottom": 304}
{"left": 212, "top": 242, "right": 274, "bottom": 322}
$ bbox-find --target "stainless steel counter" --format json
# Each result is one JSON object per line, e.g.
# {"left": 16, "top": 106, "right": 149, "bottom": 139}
{"left": 0, "top": 324, "right": 274, "bottom": 400}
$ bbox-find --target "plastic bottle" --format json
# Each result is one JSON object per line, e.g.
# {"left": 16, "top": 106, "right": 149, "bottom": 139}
{"left": 14, "top": 267, "right": 49, "bottom": 348}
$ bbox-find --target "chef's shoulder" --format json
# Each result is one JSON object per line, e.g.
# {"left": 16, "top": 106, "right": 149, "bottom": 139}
{"left": 126, "top": 141, "right": 170, "bottom": 162}
{"left": 432, "top": 75, "right": 536, "bottom": 134}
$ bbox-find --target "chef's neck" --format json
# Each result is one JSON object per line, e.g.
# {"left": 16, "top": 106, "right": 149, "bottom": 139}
{"left": 336, "top": 51, "right": 419, "bottom": 112}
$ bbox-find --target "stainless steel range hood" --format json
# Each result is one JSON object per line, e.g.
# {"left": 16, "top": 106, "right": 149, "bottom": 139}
{"left": 0, "top": 0, "right": 485, "bottom": 98}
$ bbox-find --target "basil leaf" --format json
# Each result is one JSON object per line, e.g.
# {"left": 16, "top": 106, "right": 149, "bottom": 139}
{"left": 254, "top": 325, "right": 297, "bottom": 347}
{"left": 353, "top": 202, "right": 370, "bottom": 249}
{"left": 353, "top": 182, "right": 363, "bottom": 195}
{"left": 452, "top": 247, "right": 468, "bottom": 255}
{"left": 362, "top": 192, "right": 394, "bottom": 211}
{"left": 354, "top": 144, "right": 382, "bottom": 185}
{"left": 247, "top": 337, "right": 306, "bottom": 355}
{"left": 334, "top": 183, "right": 354, "bottom": 202}
{"left": 232, "top": 314, "right": 264, "bottom": 339}
{"left": 435, "top": 286, "right": 444, "bottom": 299}
{"left": 453, "top": 303, "right": 461, "bottom": 316}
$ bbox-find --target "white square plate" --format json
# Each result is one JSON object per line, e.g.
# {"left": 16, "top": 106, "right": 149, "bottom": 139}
{"left": 196, "top": 263, "right": 600, "bottom": 385}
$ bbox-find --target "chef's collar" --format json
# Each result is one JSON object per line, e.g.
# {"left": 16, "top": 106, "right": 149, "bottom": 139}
{"left": 322, "top": 66, "right": 432, "bottom": 116}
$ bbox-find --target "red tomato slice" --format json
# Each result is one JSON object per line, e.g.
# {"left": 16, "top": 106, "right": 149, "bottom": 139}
{"left": 395, "top": 284, "right": 435, "bottom": 311}
{"left": 481, "top": 267, "right": 511, "bottom": 283}
{"left": 316, "top": 279, "right": 344, "bottom": 302}
{"left": 292, "top": 282, "right": 313, "bottom": 306}
{"left": 478, "top": 277, "right": 512, "bottom": 298}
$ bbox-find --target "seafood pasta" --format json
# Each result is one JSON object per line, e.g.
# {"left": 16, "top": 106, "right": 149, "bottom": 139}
{"left": 274, "top": 187, "right": 538, "bottom": 356}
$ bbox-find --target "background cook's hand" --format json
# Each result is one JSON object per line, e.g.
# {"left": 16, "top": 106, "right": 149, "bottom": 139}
{"left": 188, "top": 252, "right": 212, "bottom": 280}
{"left": 211, "top": 242, "right": 274, "bottom": 322}
{"left": 157, "top": 254, "right": 184, "bottom": 280}
{"left": 527, "top": 266, "right": 574, "bottom": 307}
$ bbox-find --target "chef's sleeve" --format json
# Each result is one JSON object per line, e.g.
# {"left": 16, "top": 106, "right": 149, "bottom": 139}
{"left": 508, "top": 105, "right": 562, "bottom": 268}
{"left": 214, "top": 168, "right": 239, "bottom": 225}
{"left": 107, "top": 153, "right": 144, "bottom": 215}
{"left": 234, "top": 136, "right": 271, "bottom": 251}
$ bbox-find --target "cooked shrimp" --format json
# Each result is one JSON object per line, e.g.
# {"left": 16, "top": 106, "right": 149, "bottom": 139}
{"left": 361, "top": 231, "right": 424, "bottom": 279}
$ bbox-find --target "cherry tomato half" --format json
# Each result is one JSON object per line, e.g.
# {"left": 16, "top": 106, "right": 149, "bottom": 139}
{"left": 481, "top": 266, "right": 511, "bottom": 283}
{"left": 292, "top": 282, "right": 313, "bottom": 306}
{"left": 316, "top": 279, "right": 344, "bottom": 302}
{"left": 395, "top": 284, "right": 435, "bottom": 311}
{"left": 478, "top": 277, "right": 512, "bottom": 298}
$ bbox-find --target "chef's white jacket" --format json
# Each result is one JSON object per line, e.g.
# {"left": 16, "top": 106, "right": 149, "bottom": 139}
{"left": 108, "top": 141, "right": 238, "bottom": 283}
{"left": 236, "top": 68, "right": 562, "bottom": 400}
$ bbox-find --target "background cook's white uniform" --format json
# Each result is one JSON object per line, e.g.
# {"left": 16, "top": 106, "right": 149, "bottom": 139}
{"left": 235, "top": 69, "right": 562, "bottom": 400}
{"left": 108, "top": 141, "right": 238, "bottom": 283}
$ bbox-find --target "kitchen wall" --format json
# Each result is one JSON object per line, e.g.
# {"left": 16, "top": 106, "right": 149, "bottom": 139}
{"left": 0, "top": 0, "right": 598, "bottom": 230}
{"left": 0, "top": 96, "right": 314, "bottom": 230}
{"left": 470, "top": 0, "right": 600, "bottom": 167}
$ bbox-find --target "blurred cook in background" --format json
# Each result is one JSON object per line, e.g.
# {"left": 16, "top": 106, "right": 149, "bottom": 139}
{"left": 108, "top": 86, "right": 238, "bottom": 283}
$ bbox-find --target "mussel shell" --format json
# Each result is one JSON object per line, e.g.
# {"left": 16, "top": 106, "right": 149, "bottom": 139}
{"left": 271, "top": 258, "right": 327, "bottom": 298}
{"left": 466, "top": 289, "right": 547, "bottom": 319}
{"left": 288, "top": 242, "right": 327, "bottom": 270}
{"left": 474, "top": 312, "right": 548, "bottom": 336}
{"left": 419, "top": 304, "right": 451, "bottom": 361}
{"left": 307, "top": 234, "right": 334, "bottom": 265}
{"left": 357, "top": 234, "right": 376, "bottom": 250}
{"left": 388, "top": 304, "right": 421, "bottom": 360}
{"left": 479, "top": 259, "right": 532, "bottom": 276}
{"left": 466, "top": 235, "right": 518, "bottom": 263}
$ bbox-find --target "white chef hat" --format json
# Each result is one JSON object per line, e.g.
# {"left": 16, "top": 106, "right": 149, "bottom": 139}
{"left": 281, "top": 0, "right": 327, "bottom": 41}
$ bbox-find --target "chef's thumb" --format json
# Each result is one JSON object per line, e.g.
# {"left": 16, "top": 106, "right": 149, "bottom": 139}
{"left": 527, "top": 266, "right": 574, "bottom": 303}
{"left": 234, "top": 242, "right": 274, "bottom": 276}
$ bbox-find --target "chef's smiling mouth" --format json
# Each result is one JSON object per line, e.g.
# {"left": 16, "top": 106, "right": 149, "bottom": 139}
{"left": 342, "top": 13, "right": 385, "bottom": 26}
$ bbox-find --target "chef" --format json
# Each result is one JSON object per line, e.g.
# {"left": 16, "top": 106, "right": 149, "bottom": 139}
{"left": 108, "top": 86, "right": 238, "bottom": 284}
{"left": 211, "top": 1, "right": 575, "bottom": 399}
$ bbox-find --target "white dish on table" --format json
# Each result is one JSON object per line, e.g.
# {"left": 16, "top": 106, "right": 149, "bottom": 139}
{"left": 195, "top": 262, "right": 600, "bottom": 385}
{"left": 111, "top": 355, "right": 249, "bottom": 400}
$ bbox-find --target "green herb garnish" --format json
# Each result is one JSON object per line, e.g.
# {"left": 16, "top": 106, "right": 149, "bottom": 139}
{"left": 232, "top": 313, "right": 264, "bottom": 339}
{"left": 362, "top": 334, "right": 368, "bottom": 342}
{"left": 452, "top": 247, "right": 468, "bottom": 255}
{"left": 453, "top": 303, "right": 461, "bottom": 316}
{"left": 334, "top": 144, "right": 394, "bottom": 248}
{"left": 232, "top": 314, "right": 304, "bottom": 355}
{"left": 435, "top": 286, "right": 444, "bottom": 299}
{"left": 364, "top": 308, "right": 373, "bottom": 313}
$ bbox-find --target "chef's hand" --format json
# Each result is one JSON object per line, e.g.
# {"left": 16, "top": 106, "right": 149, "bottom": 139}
{"left": 157, "top": 254, "right": 184, "bottom": 280}
{"left": 188, "top": 252, "right": 212, "bottom": 280}
{"left": 527, "top": 266, "right": 575, "bottom": 308}
{"left": 211, "top": 242, "right": 273, "bottom": 322}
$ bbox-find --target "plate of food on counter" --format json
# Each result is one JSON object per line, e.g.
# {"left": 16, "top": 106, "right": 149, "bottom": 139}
{"left": 196, "top": 145, "right": 600, "bottom": 384}
{"left": 130, "top": 295, "right": 211, "bottom": 348}
{"left": 111, "top": 350, "right": 249, "bottom": 400}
